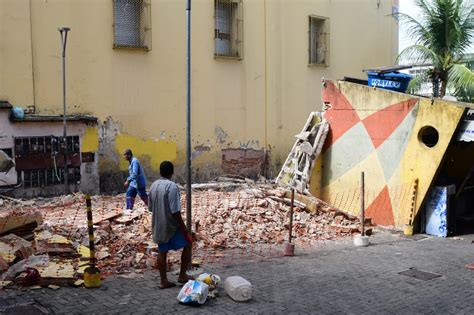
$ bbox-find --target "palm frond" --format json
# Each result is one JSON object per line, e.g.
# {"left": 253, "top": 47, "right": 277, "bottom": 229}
{"left": 396, "top": 45, "right": 438, "bottom": 66}
{"left": 407, "top": 74, "right": 428, "bottom": 95}
{"left": 458, "top": 6, "right": 474, "bottom": 52}
{"left": 415, "top": 0, "right": 434, "bottom": 17}
{"left": 398, "top": 0, "right": 474, "bottom": 97}
{"left": 449, "top": 63, "right": 474, "bottom": 92}
{"left": 396, "top": 12, "right": 432, "bottom": 47}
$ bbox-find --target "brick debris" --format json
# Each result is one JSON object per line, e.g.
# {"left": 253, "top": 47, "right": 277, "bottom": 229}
{"left": 0, "top": 179, "right": 361, "bottom": 289}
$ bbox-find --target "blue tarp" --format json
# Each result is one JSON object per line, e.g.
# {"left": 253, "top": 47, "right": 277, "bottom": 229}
{"left": 425, "top": 186, "right": 455, "bottom": 237}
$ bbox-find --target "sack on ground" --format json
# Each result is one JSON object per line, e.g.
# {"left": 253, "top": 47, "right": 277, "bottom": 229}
{"left": 177, "top": 280, "right": 209, "bottom": 305}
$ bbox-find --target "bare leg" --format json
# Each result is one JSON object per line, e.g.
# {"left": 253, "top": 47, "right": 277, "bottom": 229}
{"left": 157, "top": 251, "right": 176, "bottom": 289}
{"left": 178, "top": 244, "right": 194, "bottom": 283}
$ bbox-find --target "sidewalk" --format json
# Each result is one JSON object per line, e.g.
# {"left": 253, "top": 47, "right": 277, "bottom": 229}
{"left": 2, "top": 230, "right": 474, "bottom": 314}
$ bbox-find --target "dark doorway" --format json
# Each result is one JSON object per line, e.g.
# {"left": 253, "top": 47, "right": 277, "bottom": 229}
{"left": 433, "top": 141, "right": 474, "bottom": 235}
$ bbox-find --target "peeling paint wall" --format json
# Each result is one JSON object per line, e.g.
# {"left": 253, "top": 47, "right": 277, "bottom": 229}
{"left": 222, "top": 148, "right": 267, "bottom": 179}
{"left": 1, "top": 0, "right": 399, "bottom": 190}
{"left": 97, "top": 117, "right": 125, "bottom": 193}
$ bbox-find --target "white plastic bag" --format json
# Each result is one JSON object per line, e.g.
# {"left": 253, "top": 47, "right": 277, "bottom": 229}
{"left": 177, "top": 280, "right": 209, "bottom": 305}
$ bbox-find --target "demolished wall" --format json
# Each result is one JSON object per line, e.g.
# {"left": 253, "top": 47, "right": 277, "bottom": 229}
{"left": 97, "top": 117, "right": 271, "bottom": 193}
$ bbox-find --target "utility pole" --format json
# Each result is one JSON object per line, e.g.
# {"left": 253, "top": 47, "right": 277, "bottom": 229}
{"left": 58, "top": 27, "right": 70, "bottom": 194}
{"left": 185, "top": 0, "right": 192, "bottom": 231}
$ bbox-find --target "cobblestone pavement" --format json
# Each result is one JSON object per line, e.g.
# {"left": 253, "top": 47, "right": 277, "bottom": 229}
{"left": 2, "top": 231, "right": 474, "bottom": 314}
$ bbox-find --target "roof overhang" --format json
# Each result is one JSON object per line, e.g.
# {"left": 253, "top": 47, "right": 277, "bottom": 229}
{"left": 0, "top": 100, "right": 13, "bottom": 110}
{"left": 10, "top": 114, "right": 97, "bottom": 123}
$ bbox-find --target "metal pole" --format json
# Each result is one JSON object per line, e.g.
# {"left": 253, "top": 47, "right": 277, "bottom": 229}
{"left": 289, "top": 189, "right": 295, "bottom": 243}
{"left": 360, "top": 171, "right": 365, "bottom": 236}
{"left": 84, "top": 195, "right": 101, "bottom": 288}
{"left": 58, "top": 27, "right": 70, "bottom": 194}
{"left": 185, "top": 0, "right": 192, "bottom": 231}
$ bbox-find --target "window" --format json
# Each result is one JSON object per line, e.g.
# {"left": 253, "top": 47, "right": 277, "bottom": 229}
{"left": 309, "top": 16, "right": 329, "bottom": 66}
{"left": 113, "top": 0, "right": 151, "bottom": 50}
{"left": 214, "top": 0, "right": 243, "bottom": 59}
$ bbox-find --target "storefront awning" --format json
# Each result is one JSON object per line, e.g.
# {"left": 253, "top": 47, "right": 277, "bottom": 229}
{"left": 457, "top": 109, "right": 474, "bottom": 142}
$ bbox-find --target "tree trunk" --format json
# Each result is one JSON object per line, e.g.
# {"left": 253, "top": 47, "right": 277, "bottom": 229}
{"left": 432, "top": 76, "right": 440, "bottom": 97}
{"left": 440, "top": 80, "right": 447, "bottom": 98}
{"left": 439, "top": 72, "right": 448, "bottom": 98}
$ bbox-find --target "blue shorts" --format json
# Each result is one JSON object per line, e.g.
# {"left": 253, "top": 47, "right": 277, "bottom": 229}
{"left": 158, "top": 230, "right": 189, "bottom": 253}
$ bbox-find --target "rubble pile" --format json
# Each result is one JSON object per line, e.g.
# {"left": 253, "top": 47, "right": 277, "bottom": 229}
{"left": 192, "top": 187, "right": 360, "bottom": 250}
{"left": 0, "top": 181, "right": 360, "bottom": 289}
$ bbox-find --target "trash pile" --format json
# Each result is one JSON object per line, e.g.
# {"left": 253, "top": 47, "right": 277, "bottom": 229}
{"left": 0, "top": 179, "right": 361, "bottom": 290}
{"left": 177, "top": 273, "right": 252, "bottom": 305}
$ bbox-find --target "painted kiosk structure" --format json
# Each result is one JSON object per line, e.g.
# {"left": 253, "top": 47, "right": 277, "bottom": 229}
{"left": 317, "top": 79, "right": 474, "bottom": 236}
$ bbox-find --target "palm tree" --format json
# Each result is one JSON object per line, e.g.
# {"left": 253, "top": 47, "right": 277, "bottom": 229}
{"left": 397, "top": 0, "right": 474, "bottom": 98}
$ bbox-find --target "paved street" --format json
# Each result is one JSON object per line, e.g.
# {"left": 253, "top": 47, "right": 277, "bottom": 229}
{"left": 2, "top": 230, "right": 474, "bottom": 314}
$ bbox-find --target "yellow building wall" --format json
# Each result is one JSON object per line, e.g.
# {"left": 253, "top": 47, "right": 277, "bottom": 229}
{"left": 1, "top": 0, "right": 399, "bottom": 189}
{"left": 0, "top": 0, "right": 35, "bottom": 106}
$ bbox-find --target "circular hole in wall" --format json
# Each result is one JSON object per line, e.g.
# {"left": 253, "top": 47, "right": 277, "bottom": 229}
{"left": 418, "top": 126, "right": 439, "bottom": 148}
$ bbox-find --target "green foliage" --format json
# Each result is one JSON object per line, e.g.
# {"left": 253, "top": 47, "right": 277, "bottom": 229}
{"left": 396, "top": 0, "right": 474, "bottom": 99}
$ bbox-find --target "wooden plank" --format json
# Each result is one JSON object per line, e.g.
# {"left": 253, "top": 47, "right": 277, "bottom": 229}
{"left": 284, "top": 190, "right": 358, "bottom": 220}
{"left": 0, "top": 210, "right": 43, "bottom": 235}
{"left": 114, "top": 212, "right": 141, "bottom": 224}
{"left": 93, "top": 209, "right": 122, "bottom": 224}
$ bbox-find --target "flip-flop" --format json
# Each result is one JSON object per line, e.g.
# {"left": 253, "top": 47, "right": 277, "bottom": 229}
{"left": 177, "top": 275, "right": 195, "bottom": 284}
{"left": 159, "top": 282, "right": 177, "bottom": 289}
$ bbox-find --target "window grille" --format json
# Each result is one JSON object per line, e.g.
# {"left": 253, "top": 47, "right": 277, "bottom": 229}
{"left": 14, "top": 136, "right": 80, "bottom": 156}
{"left": 21, "top": 168, "right": 80, "bottom": 188}
{"left": 113, "top": 0, "right": 151, "bottom": 50}
{"left": 309, "top": 16, "right": 329, "bottom": 66}
{"left": 214, "top": 0, "right": 243, "bottom": 59}
{"left": 14, "top": 136, "right": 81, "bottom": 187}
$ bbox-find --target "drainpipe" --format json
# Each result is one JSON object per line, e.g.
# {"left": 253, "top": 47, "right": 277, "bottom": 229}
{"left": 263, "top": 0, "right": 268, "bottom": 177}
{"left": 185, "top": 0, "right": 192, "bottom": 231}
{"left": 29, "top": 0, "right": 36, "bottom": 109}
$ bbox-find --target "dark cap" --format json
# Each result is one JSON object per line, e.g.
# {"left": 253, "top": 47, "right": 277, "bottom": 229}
{"left": 123, "top": 149, "right": 133, "bottom": 156}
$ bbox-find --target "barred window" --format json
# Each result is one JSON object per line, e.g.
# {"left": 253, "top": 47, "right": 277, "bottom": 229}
{"left": 113, "top": 0, "right": 151, "bottom": 50}
{"left": 214, "top": 0, "right": 243, "bottom": 59}
{"left": 309, "top": 16, "right": 329, "bottom": 66}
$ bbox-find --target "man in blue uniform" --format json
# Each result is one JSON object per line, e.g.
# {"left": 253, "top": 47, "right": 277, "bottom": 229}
{"left": 123, "top": 149, "right": 148, "bottom": 211}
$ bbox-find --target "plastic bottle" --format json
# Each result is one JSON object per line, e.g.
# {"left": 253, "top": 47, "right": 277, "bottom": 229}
{"left": 224, "top": 276, "right": 252, "bottom": 301}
